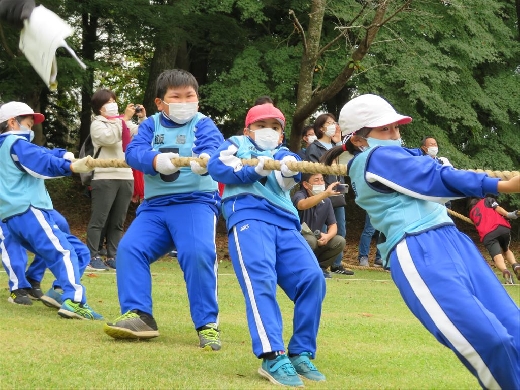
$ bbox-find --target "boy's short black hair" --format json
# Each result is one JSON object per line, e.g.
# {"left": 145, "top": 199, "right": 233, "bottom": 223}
{"left": 156, "top": 69, "right": 199, "bottom": 99}
{"left": 91, "top": 89, "right": 117, "bottom": 115}
{"left": 301, "top": 172, "right": 322, "bottom": 183}
{"left": 467, "top": 197, "right": 480, "bottom": 211}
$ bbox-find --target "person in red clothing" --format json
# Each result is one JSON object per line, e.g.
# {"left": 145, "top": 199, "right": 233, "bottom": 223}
{"left": 468, "top": 196, "right": 520, "bottom": 284}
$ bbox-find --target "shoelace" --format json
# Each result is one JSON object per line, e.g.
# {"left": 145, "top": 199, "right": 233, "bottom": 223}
{"left": 115, "top": 311, "right": 140, "bottom": 321}
{"left": 199, "top": 328, "right": 219, "bottom": 341}
{"left": 270, "top": 358, "right": 297, "bottom": 375}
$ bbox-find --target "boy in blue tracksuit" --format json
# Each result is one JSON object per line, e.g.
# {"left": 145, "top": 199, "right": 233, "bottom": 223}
{"left": 322, "top": 94, "right": 520, "bottom": 389}
{"left": 207, "top": 104, "right": 326, "bottom": 387}
{"left": 103, "top": 69, "right": 224, "bottom": 350}
{"left": 0, "top": 101, "right": 102, "bottom": 320}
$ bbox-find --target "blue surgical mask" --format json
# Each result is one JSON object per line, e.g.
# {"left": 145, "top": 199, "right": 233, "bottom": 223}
{"left": 365, "top": 137, "right": 402, "bottom": 148}
{"left": 17, "top": 122, "right": 35, "bottom": 142}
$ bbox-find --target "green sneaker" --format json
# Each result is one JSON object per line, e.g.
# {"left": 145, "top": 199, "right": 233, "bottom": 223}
{"left": 197, "top": 323, "right": 221, "bottom": 351}
{"left": 104, "top": 310, "right": 159, "bottom": 340}
{"left": 258, "top": 354, "right": 304, "bottom": 387}
{"left": 58, "top": 299, "right": 104, "bottom": 320}
{"left": 8, "top": 289, "right": 33, "bottom": 306}
{"left": 289, "top": 352, "right": 326, "bottom": 381}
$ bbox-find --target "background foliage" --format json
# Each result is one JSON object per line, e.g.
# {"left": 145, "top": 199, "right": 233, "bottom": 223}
{"left": 0, "top": 0, "right": 518, "bottom": 206}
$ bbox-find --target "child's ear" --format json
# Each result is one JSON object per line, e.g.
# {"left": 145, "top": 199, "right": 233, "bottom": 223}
{"left": 155, "top": 98, "right": 165, "bottom": 112}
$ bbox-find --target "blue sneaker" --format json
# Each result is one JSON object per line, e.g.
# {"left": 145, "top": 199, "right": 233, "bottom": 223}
{"left": 58, "top": 299, "right": 104, "bottom": 320}
{"left": 289, "top": 352, "right": 326, "bottom": 381}
{"left": 86, "top": 257, "right": 109, "bottom": 271}
{"left": 40, "top": 287, "right": 63, "bottom": 309}
{"left": 258, "top": 354, "right": 304, "bottom": 387}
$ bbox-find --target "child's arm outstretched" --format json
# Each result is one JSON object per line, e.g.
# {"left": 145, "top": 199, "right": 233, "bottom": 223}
{"left": 497, "top": 176, "right": 520, "bottom": 194}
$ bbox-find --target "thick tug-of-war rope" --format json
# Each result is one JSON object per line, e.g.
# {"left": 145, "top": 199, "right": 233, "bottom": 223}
{"left": 85, "top": 157, "right": 518, "bottom": 272}
{"left": 87, "top": 157, "right": 517, "bottom": 229}
{"left": 84, "top": 157, "right": 519, "bottom": 180}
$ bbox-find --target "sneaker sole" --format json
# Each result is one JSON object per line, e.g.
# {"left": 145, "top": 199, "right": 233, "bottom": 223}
{"left": 200, "top": 343, "right": 221, "bottom": 351}
{"left": 85, "top": 266, "right": 109, "bottom": 272}
{"left": 103, "top": 324, "right": 159, "bottom": 339}
{"left": 40, "top": 295, "right": 62, "bottom": 309}
{"left": 7, "top": 297, "right": 33, "bottom": 305}
{"left": 58, "top": 308, "right": 90, "bottom": 320}
{"left": 258, "top": 368, "right": 304, "bottom": 387}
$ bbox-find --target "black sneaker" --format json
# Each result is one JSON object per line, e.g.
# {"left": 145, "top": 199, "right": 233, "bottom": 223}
{"left": 105, "top": 258, "right": 116, "bottom": 269}
{"left": 8, "top": 289, "right": 33, "bottom": 305}
{"left": 513, "top": 264, "right": 520, "bottom": 281}
{"left": 330, "top": 265, "right": 354, "bottom": 275}
{"left": 374, "top": 258, "right": 383, "bottom": 267}
{"left": 25, "top": 278, "right": 43, "bottom": 300}
{"left": 104, "top": 310, "right": 159, "bottom": 339}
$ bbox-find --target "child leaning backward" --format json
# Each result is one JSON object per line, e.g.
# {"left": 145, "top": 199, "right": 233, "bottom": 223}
{"left": 103, "top": 69, "right": 225, "bottom": 351}
{"left": 0, "top": 101, "right": 102, "bottom": 320}
{"left": 207, "top": 103, "right": 326, "bottom": 387}
{"left": 321, "top": 94, "right": 520, "bottom": 390}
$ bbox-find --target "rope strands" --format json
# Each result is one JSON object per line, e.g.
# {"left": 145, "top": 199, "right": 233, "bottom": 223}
{"left": 83, "top": 157, "right": 519, "bottom": 180}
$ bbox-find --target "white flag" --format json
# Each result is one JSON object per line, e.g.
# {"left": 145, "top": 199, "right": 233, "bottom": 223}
{"left": 19, "top": 5, "right": 86, "bottom": 90}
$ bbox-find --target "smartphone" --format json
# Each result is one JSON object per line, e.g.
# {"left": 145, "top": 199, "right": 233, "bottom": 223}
{"left": 334, "top": 184, "right": 349, "bottom": 193}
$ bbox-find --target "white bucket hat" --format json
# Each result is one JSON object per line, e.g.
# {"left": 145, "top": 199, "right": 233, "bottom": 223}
{"left": 338, "top": 94, "right": 412, "bottom": 137}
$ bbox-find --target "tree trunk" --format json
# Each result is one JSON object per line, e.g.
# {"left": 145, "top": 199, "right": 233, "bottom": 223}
{"left": 79, "top": 12, "right": 98, "bottom": 148}
{"left": 290, "top": 0, "right": 393, "bottom": 151}
{"left": 142, "top": 37, "right": 186, "bottom": 115}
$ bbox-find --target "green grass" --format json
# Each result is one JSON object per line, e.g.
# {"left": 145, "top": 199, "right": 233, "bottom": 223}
{"left": 1, "top": 259, "right": 518, "bottom": 389}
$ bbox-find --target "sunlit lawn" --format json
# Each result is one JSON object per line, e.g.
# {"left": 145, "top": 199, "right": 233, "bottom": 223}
{"left": 1, "top": 258, "right": 518, "bottom": 389}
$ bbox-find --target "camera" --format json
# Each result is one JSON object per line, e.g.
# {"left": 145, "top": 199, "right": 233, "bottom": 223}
{"left": 334, "top": 184, "right": 349, "bottom": 193}
{"left": 135, "top": 105, "right": 142, "bottom": 114}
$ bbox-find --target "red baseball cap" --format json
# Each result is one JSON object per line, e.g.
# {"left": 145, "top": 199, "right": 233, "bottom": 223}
{"left": 0, "top": 102, "right": 45, "bottom": 125}
{"left": 245, "top": 104, "right": 285, "bottom": 129}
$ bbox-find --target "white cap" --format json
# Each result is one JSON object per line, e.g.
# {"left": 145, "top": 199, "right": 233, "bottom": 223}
{"left": 0, "top": 102, "right": 45, "bottom": 125}
{"left": 338, "top": 94, "right": 411, "bottom": 136}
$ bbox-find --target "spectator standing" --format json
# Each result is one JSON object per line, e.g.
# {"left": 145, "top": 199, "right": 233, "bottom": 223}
{"left": 207, "top": 103, "right": 326, "bottom": 387}
{"left": 103, "top": 69, "right": 224, "bottom": 352}
{"left": 297, "top": 125, "right": 316, "bottom": 159}
{"left": 292, "top": 173, "right": 351, "bottom": 278}
{"left": 420, "top": 136, "right": 452, "bottom": 167}
{"left": 358, "top": 213, "right": 382, "bottom": 267}
{"left": 468, "top": 196, "right": 520, "bottom": 284}
{"left": 86, "top": 89, "right": 146, "bottom": 271}
{"left": 305, "top": 113, "right": 349, "bottom": 275}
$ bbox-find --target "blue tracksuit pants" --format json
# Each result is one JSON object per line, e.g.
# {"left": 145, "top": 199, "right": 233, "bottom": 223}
{"left": 390, "top": 225, "right": 519, "bottom": 389}
{"left": 2, "top": 210, "right": 89, "bottom": 292}
{"left": 116, "top": 201, "right": 219, "bottom": 329}
{"left": 3, "top": 207, "right": 87, "bottom": 303}
{"left": 228, "top": 219, "right": 326, "bottom": 358}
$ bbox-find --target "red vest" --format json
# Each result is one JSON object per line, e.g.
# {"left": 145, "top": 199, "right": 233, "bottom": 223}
{"left": 469, "top": 198, "right": 510, "bottom": 242}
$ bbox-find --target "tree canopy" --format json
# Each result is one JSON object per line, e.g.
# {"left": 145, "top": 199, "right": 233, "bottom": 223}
{"left": 0, "top": 0, "right": 518, "bottom": 206}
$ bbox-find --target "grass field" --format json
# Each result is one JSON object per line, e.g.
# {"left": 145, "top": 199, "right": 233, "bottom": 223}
{"left": 1, "top": 258, "right": 518, "bottom": 389}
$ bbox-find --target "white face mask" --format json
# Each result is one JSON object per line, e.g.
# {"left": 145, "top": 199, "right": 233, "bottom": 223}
{"left": 164, "top": 101, "right": 198, "bottom": 124}
{"left": 250, "top": 128, "right": 281, "bottom": 150}
{"left": 311, "top": 184, "right": 325, "bottom": 195}
{"left": 427, "top": 147, "right": 438, "bottom": 157}
{"left": 306, "top": 135, "right": 317, "bottom": 144}
{"left": 103, "top": 102, "right": 119, "bottom": 117}
{"left": 325, "top": 124, "right": 336, "bottom": 137}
